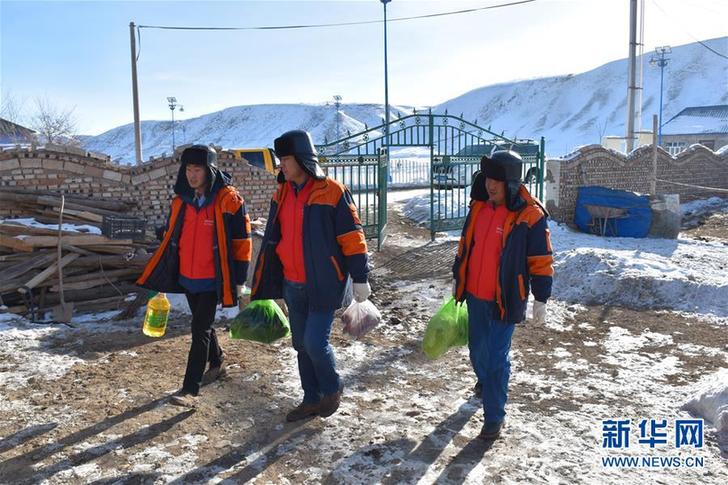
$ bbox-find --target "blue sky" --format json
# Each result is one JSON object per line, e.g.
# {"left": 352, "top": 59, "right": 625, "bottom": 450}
{"left": 2, "top": 0, "right": 727, "bottom": 135}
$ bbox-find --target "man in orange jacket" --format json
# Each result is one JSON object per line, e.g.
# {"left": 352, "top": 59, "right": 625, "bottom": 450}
{"left": 452, "top": 150, "right": 553, "bottom": 441}
{"left": 137, "top": 145, "right": 252, "bottom": 407}
{"left": 252, "top": 130, "right": 370, "bottom": 422}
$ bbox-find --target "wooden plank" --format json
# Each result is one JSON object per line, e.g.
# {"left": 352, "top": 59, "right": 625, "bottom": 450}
{"left": 0, "top": 192, "right": 127, "bottom": 217}
{"left": 0, "top": 188, "right": 136, "bottom": 211}
{"left": 73, "top": 296, "right": 128, "bottom": 313}
{"left": 0, "top": 234, "right": 35, "bottom": 252}
{"left": 16, "top": 235, "right": 133, "bottom": 248}
{"left": 71, "top": 254, "right": 149, "bottom": 269}
{"left": 3, "top": 252, "right": 57, "bottom": 280}
{"left": 56, "top": 267, "right": 139, "bottom": 285}
{"left": 17, "top": 253, "right": 79, "bottom": 293}
{"left": 80, "top": 245, "right": 134, "bottom": 255}
{"left": 45, "top": 207, "right": 104, "bottom": 224}
{"left": 0, "top": 222, "right": 80, "bottom": 237}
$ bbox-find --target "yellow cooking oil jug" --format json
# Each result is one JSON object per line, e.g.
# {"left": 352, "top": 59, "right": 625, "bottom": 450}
{"left": 142, "top": 292, "right": 171, "bottom": 337}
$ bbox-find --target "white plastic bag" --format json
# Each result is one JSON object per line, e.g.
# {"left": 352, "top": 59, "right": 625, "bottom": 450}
{"left": 341, "top": 300, "right": 381, "bottom": 339}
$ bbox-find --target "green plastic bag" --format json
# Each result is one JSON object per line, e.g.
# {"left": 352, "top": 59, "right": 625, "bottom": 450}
{"left": 422, "top": 297, "right": 469, "bottom": 359}
{"left": 453, "top": 300, "right": 469, "bottom": 347}
{"left": 230, "top": 300, "right": 290, "bottom": 344}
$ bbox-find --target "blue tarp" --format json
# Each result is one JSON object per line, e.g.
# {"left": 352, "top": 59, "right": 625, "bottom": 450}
{"left": 575, "top": 186, "right": 652, "bottom": 238}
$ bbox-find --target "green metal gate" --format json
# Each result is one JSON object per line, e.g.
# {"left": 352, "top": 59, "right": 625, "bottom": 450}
{"left": 316, "top": 109, "right": 544, "bottom": 247}
{"left": 315, "top": 152, "right": 384, "bottom": 242}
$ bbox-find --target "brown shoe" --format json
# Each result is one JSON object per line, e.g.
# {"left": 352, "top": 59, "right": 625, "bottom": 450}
{"left": 169, "top": 391, "right": 198, "bottom": 408}
{"left": 201, "top": 365, "right": 227, "bottom": 386}
{"left": 286, "top": 402, "right": 320, "bottom": 422}
{"left": 318, "top": 391, "right": 341, "bottom": 418}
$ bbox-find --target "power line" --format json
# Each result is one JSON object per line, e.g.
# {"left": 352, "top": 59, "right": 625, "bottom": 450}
{"left": 650, "top": 0, "right": 728, "bottom": 61}
{"left": 137, "top": 0, "right": 536, "bottom": 31}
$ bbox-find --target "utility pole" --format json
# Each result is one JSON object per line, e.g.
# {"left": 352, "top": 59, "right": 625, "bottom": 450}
{"left": 625, "top": 0, "right": 638, "bottom": 152}
{"left": 651, "top": 114, "right": 658, "bottom": 194}
{"left": 650, "top": 46, "right": 671, "bottom": 146}
{"left": 129, "top": 22, "right": 143, "bottom": 164}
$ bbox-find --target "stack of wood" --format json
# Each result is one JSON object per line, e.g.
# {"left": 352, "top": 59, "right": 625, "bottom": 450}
{"left": 0, "top": 189, "right": 157, "bottom": 319}
{"left": 0, "top": 188, "right": 136, "bottom": 226}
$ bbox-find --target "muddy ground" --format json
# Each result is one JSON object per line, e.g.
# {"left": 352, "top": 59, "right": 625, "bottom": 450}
{"left": 0, "top": 195, "right": 726, "bottom": 484}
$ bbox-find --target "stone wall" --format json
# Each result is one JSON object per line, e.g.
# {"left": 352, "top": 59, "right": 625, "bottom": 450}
{"left": 545, "top": 144, "right": 728, "bottom": 223}
{"left": 0, "top": 145, "right": 278, "bottom": 228}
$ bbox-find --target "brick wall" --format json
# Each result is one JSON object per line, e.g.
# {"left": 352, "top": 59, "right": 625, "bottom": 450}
{"left": 545, "top": 143, "right": 728, "bottom": 223}
{"left": 0, "top": 146, "right": 278, "bottom": 227}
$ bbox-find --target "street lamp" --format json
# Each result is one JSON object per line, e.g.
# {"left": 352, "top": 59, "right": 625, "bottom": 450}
{"left": 167, "top": 96, "right": 179, "bottom": 151}
{"left": 649, "top": 46, "right": 671, "bottom": 146}
{"left": 381, "top": 0, "right": 391, "bottom": 151}
{"left": 333, "top": 95, "right": 342, "bottom": 144}
{"left": 178, "top": 105, "right": 185, "bottom": 145}
{"left": 379, "top": 0, "right": 392, "bottom": 251}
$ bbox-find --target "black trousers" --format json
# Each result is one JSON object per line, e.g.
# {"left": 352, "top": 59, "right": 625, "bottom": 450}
{"left": 182, "top": 291, "right": 223, "bottom": 395}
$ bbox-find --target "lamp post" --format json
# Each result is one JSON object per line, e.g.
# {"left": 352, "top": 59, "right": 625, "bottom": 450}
{"left": 333, "top": 95, "right": 342, "bottom": 150}
{"left": 378, "top": 0, "right": 392, "bottom": 251}
{"left": 178, "top": 105, "right": 185, "bottom": 145}
{"left": 649, "top": 46, "right": 671, "bottom": 146}
{"left": 167, "top": 96, "right": 178, "bottom": 151}
{"left": 381, "top": 0, "right": 391, "bottom": 151}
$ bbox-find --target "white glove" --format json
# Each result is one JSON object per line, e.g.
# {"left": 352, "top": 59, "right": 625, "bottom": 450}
{"left": 532, "top": 301, "right": 547, "bottom": 324}
{"left": 452, "top": 279, "right": 457, "bottom": 298}
{"left": 237, "top": 285, "right": 251, "bottom": 309}
{"left": 353, "top": 282, "right": 371, "bottom": 303}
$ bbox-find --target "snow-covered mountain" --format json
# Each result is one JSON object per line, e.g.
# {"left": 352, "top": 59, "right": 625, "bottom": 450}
{"left": 436, "top": 37, "right": 728, "bottom": 155}
{"left": 83, "top": 37, "right": 727, "bottom": 163}
{"left": 83, "top": 103, "right": 413, "bottom": 164}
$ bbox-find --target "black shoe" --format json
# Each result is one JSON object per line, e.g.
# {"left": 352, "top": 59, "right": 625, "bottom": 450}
{"left": 202, "top": 365, "right": 227, "bottom": 386}
{"left": 286, "top": 402, "right": 320, "bottom": 422}
{"left": 202, "top": 353, "right": 226, "bottom": 386}
{"left": 473, "top": 381, "right": 483, "bottom": 398}
{"left": 478, "top": 421, "right": 503, "bottom": 441}
{"left": 318, "top": 390, "right": 342, "bottom": 418}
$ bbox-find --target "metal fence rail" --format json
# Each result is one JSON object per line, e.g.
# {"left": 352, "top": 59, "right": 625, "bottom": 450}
{"left": 320, "top": 155, "right": 380, "bottom": 239}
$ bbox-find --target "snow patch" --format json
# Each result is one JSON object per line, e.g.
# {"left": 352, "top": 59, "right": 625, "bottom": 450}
{"left": 1, "top": 217, "right": 101, "bottom": 234}
{"left": 0, "top": 316, "right": 84, "bottom": 388}
{"left": 681, "top": 369, "right": 728, "bottom": 458}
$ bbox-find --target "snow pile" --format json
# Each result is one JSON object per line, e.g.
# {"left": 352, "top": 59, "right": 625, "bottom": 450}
{"left": 550, "top": 222, "right": 728, "bottom": 323}
{"left": 680, "top": 197, "right": 728, "bottom": 229}
{"left": 681, "top": 369, "right": 728, "bottom": 458}
{"left": 402, "top": 189, "right": 469, "bottom": 226}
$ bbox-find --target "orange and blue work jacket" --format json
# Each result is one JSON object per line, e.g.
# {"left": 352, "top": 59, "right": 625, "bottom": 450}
{"left": 465, "top": 202, "right": 509, "bottom": 301}
{"left": 276, "top": 179, "right": 315, "bottom": 283}
{"left": 453, "top": 184, "right": 553, "bottom": 323}
{"left": 251, "top": 176, "right": 369, "bottom": 311}
{"left": 137, "top": 173, "right": 252, "bottom": 307}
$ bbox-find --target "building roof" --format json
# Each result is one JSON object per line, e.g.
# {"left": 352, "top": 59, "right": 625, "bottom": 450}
{"left": 661, "top": 105, "right": 728, "bottom": 136}
{"left": 0, "top": 117, "right": 36, "bottom": 144}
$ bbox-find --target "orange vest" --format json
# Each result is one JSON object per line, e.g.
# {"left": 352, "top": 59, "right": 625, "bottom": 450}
{"left": 276, "top": 180, "right": 314, "bottom": 283}
{"left": 465, "top": 202, "right": 508, "bottom": 300}
{"left": 178, "top": 199, "right": 216, "bottom": 282}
